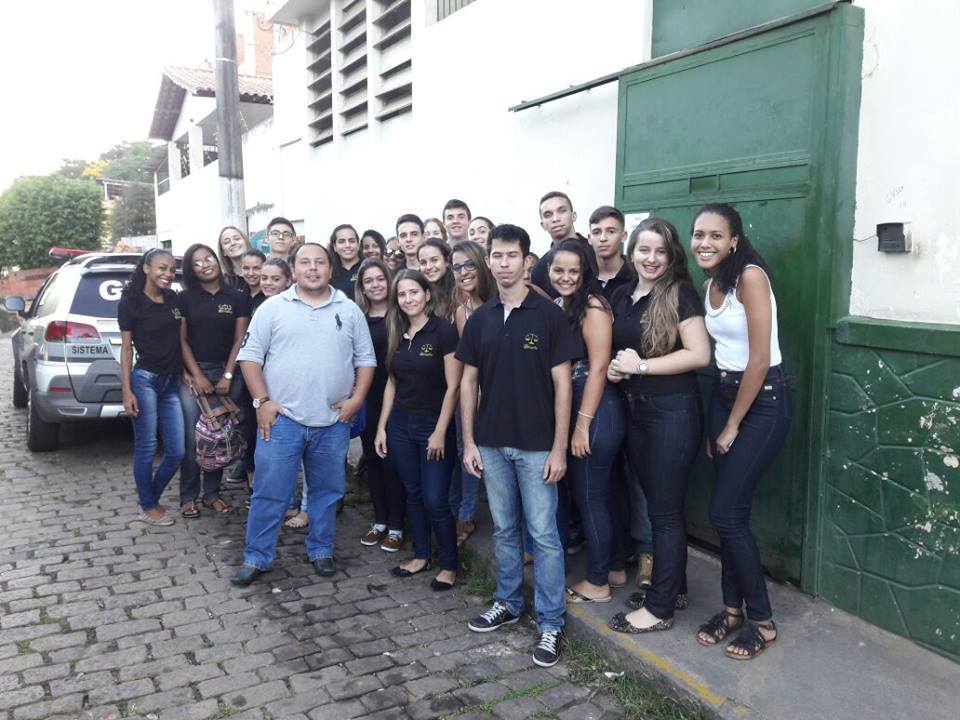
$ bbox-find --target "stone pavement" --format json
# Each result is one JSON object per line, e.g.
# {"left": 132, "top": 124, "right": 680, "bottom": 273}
{"left": 0, "top": 342, "right": 625, "bottom": 720}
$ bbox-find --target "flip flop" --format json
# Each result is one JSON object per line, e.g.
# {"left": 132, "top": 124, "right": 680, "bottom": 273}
{"left": 180, "top": 502, "right": 200, "bottom": 519}
{"left": 566, "top": 587, "right": 613, "bottom": 604}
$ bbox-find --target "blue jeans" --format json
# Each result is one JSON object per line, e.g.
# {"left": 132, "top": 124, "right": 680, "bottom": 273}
{"left": 178, "top": 361, "right": 244, "bottom": 504}
{"left": 130, "top": 369, "right": 185, "bottom": 512}
{"left": 623, "top": 390, "right": 702, "bottom": 619}
{"left": 708, "top": 366, "right": 792, "bottom": 622}
{"left": 480, "top": 446, "right": 565, "bottom": 633}
{"left": 243, "top": 415, "right": 350, "bottom": 569}
{"left": 388, "top": 407, "right": 458, "bottom": 571}
{"left": 568, "top": 377, "right": 625, "bottom": 586}
{"left": 449, "top": 411, "right": 481, "bottom": 522}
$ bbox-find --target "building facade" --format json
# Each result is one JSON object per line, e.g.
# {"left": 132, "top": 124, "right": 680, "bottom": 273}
{"left": 151, "top": 0, "right": 960, "bottom": 660}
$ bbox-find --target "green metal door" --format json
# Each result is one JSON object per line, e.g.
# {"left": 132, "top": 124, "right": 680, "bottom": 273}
{"left": 615, "top": 6, "right": 863, "bottom": 582}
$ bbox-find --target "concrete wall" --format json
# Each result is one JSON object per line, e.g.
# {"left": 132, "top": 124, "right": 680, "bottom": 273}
{"left": 271, "top": 0, "right": 653, "bottom": 254}
{"left": 850, "top": 0, "right": 960, "bottom": 324}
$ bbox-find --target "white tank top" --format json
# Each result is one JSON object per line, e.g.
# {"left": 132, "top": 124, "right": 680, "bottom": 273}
{"left": 704, "top": 265, "right": 782, "bottom": 372}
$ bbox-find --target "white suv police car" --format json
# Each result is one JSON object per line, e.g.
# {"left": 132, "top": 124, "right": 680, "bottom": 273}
{"left": 4, "top": 253, "right": 181, "bottom": 451}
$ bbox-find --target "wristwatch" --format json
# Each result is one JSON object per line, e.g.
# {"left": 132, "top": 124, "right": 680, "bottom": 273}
{"left": 637, "top": 358, "right": 649, "bottom": 376}
{"left": 252, "top": 396, "right": 270, "bottom": 409}
{"left": 223, "top": 371, "right": 233, "bottom": 381}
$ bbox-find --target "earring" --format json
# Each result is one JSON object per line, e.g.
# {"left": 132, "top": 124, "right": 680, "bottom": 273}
{"left": 732, "top": 245, "right": 738, "bottom": 255}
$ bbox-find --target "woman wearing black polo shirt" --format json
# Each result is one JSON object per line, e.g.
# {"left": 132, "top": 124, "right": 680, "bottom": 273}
{"left": 119, "top": 249, "right": 185, "bottom": 527}
{"left": 217, "top": 226, "right": 253, "bottom": 293}
{"left": 547, "top": 239, "right": 624, "bottom": 603}
{"left": 329, "top": 224, "right": 362, "bottom": 298}
{"left": 605, "top": 218, "right": 711, "bottom": 634}
{"left": 375, "top": 270, "right": 462, "bottom": 590}
{"left": 417, "top": 239, "right": 458, "bottom": 322}
{"left": 177, "top": 243, "right": 251, "bottom": 518}
{"left": 355, "top": 259, "right": 406, "bottom": 551}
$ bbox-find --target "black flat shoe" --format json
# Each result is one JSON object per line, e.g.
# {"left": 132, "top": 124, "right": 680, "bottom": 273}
{"left": 608, "top": 611, "right": 673, "bottom": 634}
{"left": 430, "top": 578, "right": 455, "bottom": 592}
{"left": 230, "top": 566, "right": 264, "bottom": 587}
{"left": 391, "top": 561, "right": 431, "bottom": 577}
{"left": 312, "top": 557, "right": 337, "bottom": 577}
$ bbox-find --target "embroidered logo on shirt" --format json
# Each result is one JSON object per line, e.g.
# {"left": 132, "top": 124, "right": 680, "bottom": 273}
{"left": 218, "top": 304, "right": 233, "bottom": 314}
{"left": 240, "top": 332, "right": 249, "bottom": 348}
{"left": 335, "top": 313, "right": 343, "bottom": 331}
{"left": 419, "top": 343, "right": 434, "bottom": 357}
{"left": 523, "top": 333, "right": 540, "bottom": 351}
{"left": 171, "top": 308, "right": 182, "bottom": 320}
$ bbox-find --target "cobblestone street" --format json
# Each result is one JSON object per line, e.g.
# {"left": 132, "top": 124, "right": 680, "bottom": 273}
{"left": 0, "top": 341, "right": 622, "bottom": 720}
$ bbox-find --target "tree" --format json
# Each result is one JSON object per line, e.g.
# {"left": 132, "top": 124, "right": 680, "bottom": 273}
{"left": 110, "top": 183, "right": 156, "bottom": 242}
{"left": 56, "top": 158, "right": 90, "bottom": 180}
{"left": 0, "top": 176, "right": 104, "bottom": 271}
{"left": 99, "top": 141, "right": 155, "bottom": 183}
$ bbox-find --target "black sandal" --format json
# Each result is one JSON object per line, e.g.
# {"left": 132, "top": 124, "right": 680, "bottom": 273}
{"left": 696, "top": 609, "right": 744, "bottom": 646}
{"left": 626, "top": 591, "right": 689, "bottom": 611}
{"left": 608, "top": 611, "right": 673, "bottom": 634}
{"left": 725, "top": 620, "right": 777, "bottom": 660}
{"left": 391, "top": 560, "right": 431, "bottom": 578}
{"left": 180, "top": 502, "right": 200, "bottom": 519}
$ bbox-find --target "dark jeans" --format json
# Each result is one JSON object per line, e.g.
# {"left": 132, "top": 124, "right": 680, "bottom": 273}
{"left": 178, "top": 360, "right": 244, "bottom": 505}
{"left": 568, "top": 376, "right": 625, "bottom": 586}
{"left": 622, "top": 389, "right": 702, "bottom": 619}
{"left": 361, "top": 387, "right": 405, "bottom": 531}
{"left": 387, "top": 407, "right": 458, "bottom": 572}
{"left": 708, "top": 366, "right": 791, "bottom": 622}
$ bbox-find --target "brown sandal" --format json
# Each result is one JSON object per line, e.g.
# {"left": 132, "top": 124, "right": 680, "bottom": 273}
{"left": 202, "top": 498, "right": 232, "bottom": 514}
{"left": 180, "top": 502, "right": 200, "bottom": 519}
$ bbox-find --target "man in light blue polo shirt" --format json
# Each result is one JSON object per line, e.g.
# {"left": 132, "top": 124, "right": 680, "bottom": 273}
{"left": 232, "top": 242, "right": 376, "bottom": 585}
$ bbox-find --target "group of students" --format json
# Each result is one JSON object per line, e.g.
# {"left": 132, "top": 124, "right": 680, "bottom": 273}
{"left": 118, "top": 192, "right": 790, "bottom": 669}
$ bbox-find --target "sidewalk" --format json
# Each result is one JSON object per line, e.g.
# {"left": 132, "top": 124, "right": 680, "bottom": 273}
{"left": 467, "top": 507, "right": 960, "bottom": 720}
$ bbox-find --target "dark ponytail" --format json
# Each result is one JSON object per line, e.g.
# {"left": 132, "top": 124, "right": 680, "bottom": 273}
{"left": 692, "top": 203, "right": 769, "bottom": 295}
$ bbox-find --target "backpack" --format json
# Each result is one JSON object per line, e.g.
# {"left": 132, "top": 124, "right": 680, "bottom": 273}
{"left": 195, "top": 394, "right": 247, "bottom": 471}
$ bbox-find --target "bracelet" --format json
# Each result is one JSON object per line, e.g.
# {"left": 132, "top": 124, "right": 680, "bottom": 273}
{"left": 577, "top": 411, "right": 595, "bottom": 419}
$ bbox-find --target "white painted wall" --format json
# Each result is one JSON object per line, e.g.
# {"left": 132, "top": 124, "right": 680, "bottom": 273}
{"left": 850, "top": 0, "right": 960, "bottom": 324}
{"left": 269, "top": 0, "right": 652, "bottom": 255}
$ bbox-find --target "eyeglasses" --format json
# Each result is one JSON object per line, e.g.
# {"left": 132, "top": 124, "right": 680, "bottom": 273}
{"left": 388, "top": 250, "right": 405, "bottom": 260}
{"left": 269, "top": 230, "right": 295, "bottom": 240}
{"left": 452, "top": 260, "right": 477, "bottom": 274}
{"left": 192, "top": 256, "right": 219, "bottom": 268}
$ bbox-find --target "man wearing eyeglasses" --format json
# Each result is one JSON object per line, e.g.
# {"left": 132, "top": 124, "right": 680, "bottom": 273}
{"left": 266, "top": 216, "right": 298, "bottom": 262}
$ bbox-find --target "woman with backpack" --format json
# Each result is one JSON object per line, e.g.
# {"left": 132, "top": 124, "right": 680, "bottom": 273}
{"left": 119, "top": 249, "right": 185, "bottom": 526}
{"left": 177, "top": 243, "right": 251, "bottom": 518}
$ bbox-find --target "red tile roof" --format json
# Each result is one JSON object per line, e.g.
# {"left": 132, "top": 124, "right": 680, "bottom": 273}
{"left": 149, "top": 65, "right": 273, "bottom": 141}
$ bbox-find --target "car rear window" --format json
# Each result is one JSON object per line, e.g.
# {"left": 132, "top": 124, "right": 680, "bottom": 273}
{"left": 69, "top": 273, "right": 134, "bottom": 317}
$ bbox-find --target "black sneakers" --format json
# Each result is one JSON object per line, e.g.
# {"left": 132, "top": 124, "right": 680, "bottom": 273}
{"left": 532, "top": 629, "right": 564, "bottom": 667}
{"left": 467, "top": 602, "right": 520, "bottom": 633}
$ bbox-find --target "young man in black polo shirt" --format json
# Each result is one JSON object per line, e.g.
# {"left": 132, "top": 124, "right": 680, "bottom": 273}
{"left": 589, "top": 205, "right": 635, "bottom": 302}
{"left": 266, "top": 216, "right": 297, "bottom": 262}
{"left": 530, "top": 191, "right": 598, "bottom": 299}
{"left": 457, "top": 224, "right": 579, "bottom": 668}
{"left": 396, "top": 214, "right": 424, "bottom": 272}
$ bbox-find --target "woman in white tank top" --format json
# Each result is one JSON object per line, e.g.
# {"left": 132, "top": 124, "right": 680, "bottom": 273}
{"left": 690, "top": 203, "right": 792, "bottom": 661}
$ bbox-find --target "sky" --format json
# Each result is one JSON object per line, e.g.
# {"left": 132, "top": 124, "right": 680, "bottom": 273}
{"left": 0, "top": 0, "right": 230, "bottom": 192}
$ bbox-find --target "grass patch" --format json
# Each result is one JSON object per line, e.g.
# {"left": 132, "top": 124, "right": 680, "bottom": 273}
{"left": 216, "top": 701, "right": 235, "bottom": 718}
{"left": 458, "top": 544, "right": 496, "bottom": 598}
{"left": 16, "top": 640, "right": 33, "bottom": 655}
{"left": 444, "top": 680, "right": 561, "bottom": 718}
{"left": 563, "top": 638, "right": 709, "bottom": 720}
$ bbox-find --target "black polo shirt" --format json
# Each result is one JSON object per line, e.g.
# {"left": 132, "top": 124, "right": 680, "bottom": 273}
{"left": 592, "top": 258, "right": 634, "bottom": 303}
{"left": 117, "top": 289, "right": 183, "bottom": 376}
{"left": 178, "top": 286, "right": 251, "bottom": 364}
{"left": 456, "top": 289, "right": 580, "bottom": 451}
{"left": 391, "top": 315, "right": 459, "bottom": 416}
{"left": 610, "top": 280, "right": 704, "bottom": 395}
{"left": 331, "top": 263, "right": 360, "bottom": 301}
{"left": 250, "top": 292, "right": 267, "bottom": 315}
{"left": 530, "top": 234, "right": 599, "bottom": 299}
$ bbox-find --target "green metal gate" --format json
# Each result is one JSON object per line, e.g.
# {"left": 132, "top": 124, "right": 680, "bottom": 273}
{"left": 615, "top": 5, "right": 864, "bottom": 584}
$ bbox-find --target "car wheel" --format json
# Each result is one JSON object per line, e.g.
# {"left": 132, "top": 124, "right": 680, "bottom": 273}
{"left": 12, "top": 364, "right": 27, "bottom": 408}
{"left": 27, "top": 389, "right": 60, "bottom": 452}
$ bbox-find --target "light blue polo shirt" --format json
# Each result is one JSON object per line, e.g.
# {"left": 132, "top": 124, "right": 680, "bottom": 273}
{"left": 237, "top": 285, "right": 376, "bottom": 427}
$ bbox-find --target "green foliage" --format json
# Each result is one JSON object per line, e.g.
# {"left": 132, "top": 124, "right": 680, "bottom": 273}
{"left": 0, "top": 176, "right": 104, "bottom": 270}
{"left": 56, "top": 158, "right": 89, "bottom": 180}
{"left": 110, "top": 182, "right": 156, "bottom": 241}
{"left": 99, "top": 141, "right": 155, "bottom": 183}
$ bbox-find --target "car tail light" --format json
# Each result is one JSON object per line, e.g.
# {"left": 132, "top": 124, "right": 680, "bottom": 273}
{"left": 44, "top": 321, "right": 100, "bottom": 342}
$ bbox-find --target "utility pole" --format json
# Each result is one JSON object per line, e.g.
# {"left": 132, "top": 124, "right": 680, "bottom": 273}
{"left": 213, "top": 0, "right": 246, "bottom": 231}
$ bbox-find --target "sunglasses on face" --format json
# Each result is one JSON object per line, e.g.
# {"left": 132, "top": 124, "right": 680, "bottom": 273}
{"left": 388, "top": 250, "right": 405, "bottom": 260}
